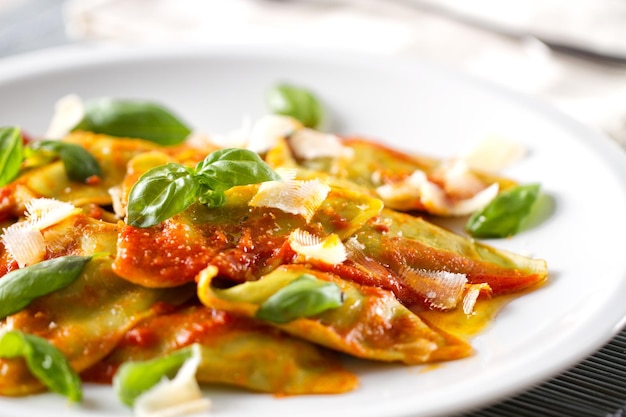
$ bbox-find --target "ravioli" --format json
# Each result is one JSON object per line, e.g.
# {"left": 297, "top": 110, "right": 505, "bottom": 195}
{"left": 0, "top": 108, "right": 548, "bottom": 407}
{"left": 0, "top": 257, "right": 194, "bottom": 396}
{"left": 197, "top": 264, "right": 472, "bottom": 364}
{"left": 83, "top": 305, "right": 358, "bottom": 395}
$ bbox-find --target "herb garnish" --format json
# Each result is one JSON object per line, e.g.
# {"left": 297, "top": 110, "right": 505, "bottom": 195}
{"left": 72, "top": 98, "right": 192, "bottom": 145}
{"left": 0, "top": 330, "right": 82, "bottom": 402}
{"left": 466, "top": 183, "right": 541, "bottom": 238}
{"left": 256, "top": 274, "right": 344, "bottom": 324}
{"left": 127, "top": 148, "right": 281, "bottom": 228}
{"left": 113, "top": 344, "right": 199, "bottom": 406}
{"left": 0, "top": 126, "right": 23, "bottom": 186}
{"left": 30, "top": 140, "right": 102, "bottom": 183}
{"left": 0, "top": 255, "right": 92, "bottom": 320}
{"left": 267, "top": 84, "right": 323, "bottom": 128}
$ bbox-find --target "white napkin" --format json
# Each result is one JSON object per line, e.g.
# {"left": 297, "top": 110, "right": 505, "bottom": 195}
{"left": 63, "top": 0, "right": 626, "bottom": 145}
{"left": 418, "top": 0, "right": 626, "bottom": 57}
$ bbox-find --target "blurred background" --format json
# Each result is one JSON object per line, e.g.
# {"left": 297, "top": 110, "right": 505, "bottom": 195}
{"left": 1, "top": 0, "right": 626, "bottom": 146}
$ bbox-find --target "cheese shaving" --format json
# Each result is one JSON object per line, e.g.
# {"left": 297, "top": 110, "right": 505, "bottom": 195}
{"left": 437, "top": 159, "right": 487, "bottom": 199}
{"left": 246, "top": 114, "right": 301, "bottom": 154}
{"left": 44, "top": 94, "right": 85, "bottom": 139}
{"left": 462, "top": 283, "right": 493, "bottom": 315}
{"left": 134, "top": 344, "right": 210, "bottom": 417}
{"left": 462, "top": 136, "right": 527, "bottom": 172}
{"left": 0, "top": 198, "right": 80, "bottom": 267}
{"left": 289, "top": 128, "right": 354, "bottom": 160}
{"left": 25, "top": 198, "right": 81, "bottom": 230}
{"left": 192, "top": 117, "right": 252, "bottom": 149}
{"left": 376, "top": 170, "right": 499, "bottom": 216}
{"left": 399, "top": 266, "right": 467, "bottom": 310}
{"left": 249, "top": 179, "right": 330, "bottom": 222}
{"left": 288, "top": 229, "right": 347, "bottom": 265}
{"left": 447, "top": 183, "right": 499, "bottom": 216}
{"left": 108, "top": 186, "right": 126, "bottom": 219}
{"left": 345, "top": 237, "right": 393, "bottom": 280}
{"left": 462, "top": 288, "right": 481, "bottom": 315}
{"left": 1, "top": 225, "right": 46, "bottom": 267}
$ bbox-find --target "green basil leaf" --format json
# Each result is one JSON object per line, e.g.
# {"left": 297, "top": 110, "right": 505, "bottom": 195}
{"left": 466, "top": 183, "right": 541, "bottom": 238}
{"left": 256, "top": 274, "right": 344, "bottom": 324}
{"left": 197, "top": 189, "right": 226, "bottom": 207}
{"left": 30, "top": 140, "right": 102, "bottom": 183}
{"left": 0, "top": 255, "right": 91, "bottom": 319}
{"left": 113, "top": 345, "right": 196, "bottom": 406}
{"left": 267, "top": 84, "right": 323, "bottom": 128}
{"left": 72, "top": 98, "right": 191, "bottom": 145}
{"left": 126, "top": 163, "right": 198, "bottom": 228}
{"left": 0, "top": 330, "right": 82, "bottom": 402}
{"left": 127, "top": 149, "right": 279, "bottom": 227}
{"left": 195, "top": 148, "right": 282, "bottom": 193}
{"left": 0, "top": 126, "right": 24, "bottom": 186}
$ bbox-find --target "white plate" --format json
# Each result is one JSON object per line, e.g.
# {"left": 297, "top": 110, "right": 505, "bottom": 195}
{"left": 1, "top": 46, "right": 626, "bottom": 417}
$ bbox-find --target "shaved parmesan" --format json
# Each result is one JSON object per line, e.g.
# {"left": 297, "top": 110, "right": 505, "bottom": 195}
{"left": 246, "top": 115, "right": 301, "bottom": 154}
{"left": 0, "top": 198, "right": 80, "bottom": 267}
{"left": 289, "top": 128, "right": 354, "bottom": 160}
{"left": 108, "top": 186, "right": 126, "bottom": 219}
{"left": 275, "top": 168, "right": 298, "bottom": 181}
{"left": 376, "top": 170, "right": 499, "bottom": 216}
{"left": 288, "top": 229, "right": 346, "bottom": 265}
{"left": 192, "top": 117, "right": 251, "bottom": 149}
{"left": 45, "top": 94, "right": 85, "bottom": 139}
{"left": 134, "top": 344, "right": 210, "bottom": 417}
{"left": 463, "top": 136, "right": 527, "bottom": 172}
{"left": 448, "top": 183, "right": 499, "bottom": 216}
{"left": 1, "top": 225, "right": 46, "bottom": 267}
{"left": 345, "top": 237, "right": 393, "bottom": 280}
{"left": 249, "top": 179, "right": 330, "bottom": 222}
{"left": 436, "top": 159, "right": 486, "bottom": 198}
{"left": 462, "top": 283, "right": 493, "bottom": 315}
{"left": 399, "top": 266, "right": 467, "bottom": 310}
{"left": 25, "top": 198, "right": 80, "bottom": 230}
{"left": 462, "top": 288, "right": 480, "bottom": 315}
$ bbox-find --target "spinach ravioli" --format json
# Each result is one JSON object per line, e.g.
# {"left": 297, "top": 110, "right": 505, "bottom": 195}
{"left": 0, "top": 104, "right": 547, "bottom": 412}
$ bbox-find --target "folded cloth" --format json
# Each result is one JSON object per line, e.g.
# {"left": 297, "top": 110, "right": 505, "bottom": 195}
{"left": 416, "top": 0, "right": 626, "bottom": 58}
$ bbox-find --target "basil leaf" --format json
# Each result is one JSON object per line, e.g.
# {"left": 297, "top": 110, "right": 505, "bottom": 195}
{"left": 466, "top": 183, "right": 541, "bottom": 238}
{"left": 0, "top": 330, "right": 82, "bottom": 402}
{"left": 195, "top": 148, "right": 282, "bottom": 192}
{"left": 113, "top": 345, "right": 195, "bottom": 406}
{"left": 197, "top": 189, "right": 226, "bottom": 207}
{"left": 256, "top": 274, "right": 344, "bottom": 324}
{"left": 0, "top": 126, "right": 23, "bottom": 186}
{"left": 127, "top": 149, "right": 279, "bottom": 228}
{"left": 0, "top": 255, "right": 92, "bottom": 319}
{"left": 31, "top": 140, "right": 102, "bottom": 183}
{"left": 267, "top": 84, "right": 323, "bottom": 128}
{"left": 126, "top": 163, "right": 198, "bottom": 228}
{"left": 72, "top": 98, "right": 191, "bottom": 145}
